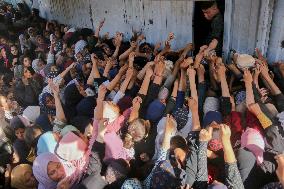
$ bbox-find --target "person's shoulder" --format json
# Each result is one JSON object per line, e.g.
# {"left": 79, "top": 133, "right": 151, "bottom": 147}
{"left": 213, "top": 13, "right": 223, "bottom": 22}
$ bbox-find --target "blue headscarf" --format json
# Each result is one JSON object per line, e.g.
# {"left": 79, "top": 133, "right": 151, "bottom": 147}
{"left": 39, "top": 92, "right": 56, "bottom": 116}
{"left": 37, "top": 131, "right": 57, "bottom": 156}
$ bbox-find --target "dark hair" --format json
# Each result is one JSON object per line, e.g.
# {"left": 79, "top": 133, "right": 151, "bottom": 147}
{"left": 2, "top": 73, "right": 13, "bottom": 86}
{"left": 200, "top": 1, "right": 216, "bottom": 10}
{"left": 139, "top": 42, "right": 153, "bottom": 53}
{"left": 24, "top": 125, "right": 42, "bottom": 147}
{"left": 170, "top": 135, "right": 188, "bottom": 152}
{"left": 26, "top": 66, "right": 35, "bottom": 75}
{"left": 70, "top": 116, "right": 92, "bottom": 134}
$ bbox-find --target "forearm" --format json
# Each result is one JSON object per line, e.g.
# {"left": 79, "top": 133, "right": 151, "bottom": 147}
{"left": 137, "top": 65, "right": 149, "bottom": 80}
{"left": 94, "top": 100, "right": 104, "bottom": 120}
{"left": 129, "top": 107, "right": 139, "bottom": 123}
{"left": 262, "top": 74, "right": 281, "bottom": 95}
{"left": 161, "top": 135, "right": 171, "bottom": 151}
{"left": 223, "top": 141, "right": 236, "bottom": 163}
{"left": 102, "top": 65, "right": 111, "bottom": 78}
{"left": 171, "top": 80, "right": 178, "bottom": 98}
{"left": 92, "top": 60, "right": 101, "bottom": 78}
{"left": 245, "top": 82, "right": 255, "bottom": 105}
{"left": 119, "top": 77, "right": 132, "bottom": 94}
{"left": 54, "top": 94, "right": 66, "bottom": 123}
{"left": 191, "top": 110, "right": 201, "bottom": 131}
{"left": 95, "top": 26, "right": 101, "bottom": 38}
{"left": 196, "top": 141, "right": 208, "bottom": 183}
{"left": 179, "top": 70, "right": 186, "bottom": 91}
{"left": 138, "top": 75, "right": 151, "bottom": 95}
{"left": 253, "top": 74, "right": 260, "bottom": 89}
{"left": 119, "top": 47, "right": 134, "bottom": 61}
{"left": 111, "top": 45, "right": 120, "bottom": 59}
{"left": 135, "top": 51, "right": 148, "bottom": 58}
{"left": 189, "top": 80, "right": 198, "bottom": 102}
{"left": 220, "top": 75, "right": 230, "bottom": 97}
{"left": 59, "top": 67, "right": 71, "bottom": 78}
{"left": 106, "top": 73, "right": 122, "bottom": 91}
{"left": 153, "top": 75, "right": 163, "bottom": 85}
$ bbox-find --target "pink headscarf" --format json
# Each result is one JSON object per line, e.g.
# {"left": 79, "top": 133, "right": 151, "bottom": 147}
{"left": 241, "top": 128, "right": 265, "bottom": 164}
{"left": 33, "top": 131, "right": 95, "bottom": 188}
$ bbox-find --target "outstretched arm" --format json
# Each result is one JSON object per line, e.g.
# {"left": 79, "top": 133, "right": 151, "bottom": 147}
{"left": 95, "top": 18, "right": 105, "bottom": 38}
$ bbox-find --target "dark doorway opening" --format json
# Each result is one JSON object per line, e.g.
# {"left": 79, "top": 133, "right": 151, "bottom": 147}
{"left": 193, "top": 0, "right": 225, "bottom": 55}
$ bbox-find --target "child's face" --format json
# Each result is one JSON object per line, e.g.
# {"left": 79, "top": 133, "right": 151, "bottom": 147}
{"left": 24, "top": 68, "right": 32, "bottom": 79}
{"left": 15, "top": 128, "right": 25, "bottom": 140}
{"left": 0, "top": 38, "right": 7, "bottom": 44}
{"left": 23, "top": 57, "right": 31, "bottom": 67}
{"left": 11, "top": 46, "right": 18, "bottom": 56}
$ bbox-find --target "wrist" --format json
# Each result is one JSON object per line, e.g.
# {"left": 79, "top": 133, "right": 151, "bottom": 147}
{"left": 245, "top": 81, "right": 252, "bottom": 86}
{"left": 221, "top": 139, "right": 232, "bottom": 148}
{"left": 96, "top": 135, "right": 104, "bottom": 143}
{"left": 154, "top": 73, "right": 163, "bottom": 77}
{"left": 198, "top": 75, "right": 205, "bottom": 83}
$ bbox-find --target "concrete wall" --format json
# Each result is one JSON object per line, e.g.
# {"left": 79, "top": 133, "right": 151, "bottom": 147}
{"left": 229, "top": 0, "right": 260, "bottom": 55}
{"left": 35, "top": 0, "right": 194, "bottom": 50}
{"left": 6, "top": 0, "right": 284, "bottom": 62}
{"left": 267, "top": 0, "right": 284, "bottom": 62}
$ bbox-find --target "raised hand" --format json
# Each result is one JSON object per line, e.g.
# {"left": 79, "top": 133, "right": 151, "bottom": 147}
{"left": 130, "top": 41, "right": 138, "bottom": 49}
{"left": 167, "top": 32, "right": 175, "bottom": 42}
{"left": 154, "top": 42, "right": 162, "bottom": 50}
{"left": 132, "top": 96, "right": 142, "bottom": 110}
{"left": 128, "top": 52, "right": 135, "bottom": 65}
{"left": 187, "top": 66, "right": 196, "bottom": 81}
{"left": 199, "top": 127, "right": 213, "bottom": 142}
{"left": 97, "top": 118, "right": 108, "bottom": 143}
{"left": 97, "top": 84, "right": 107, "bottom": 100}
{"left": 137, "top": 34, "right": 145, "bottom": 42}
{"left": 98, "top": 18, "right": 105, "bottom": 29}
{"left": 216, "top": 63, "right": 226, "bottom": 77}
{"left": 220, "top": 124, "right": 231, "bottom": 143}
{"left": 154, "top": 60, "right": 165, "bottom": 77}
{"left": 165, "top": 114, "right": 176, "bottom": 136}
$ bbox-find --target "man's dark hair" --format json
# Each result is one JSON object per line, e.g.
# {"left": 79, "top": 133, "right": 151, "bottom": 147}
{"left": 200, "top": 1, "right": 216, "bottom": 10}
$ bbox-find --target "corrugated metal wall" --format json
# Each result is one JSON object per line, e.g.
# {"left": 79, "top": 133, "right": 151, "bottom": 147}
{"left": 5, "top": 0, "right": 284, "bottom": 62}
{"left": 36, "top": 0, "right": 194, "bottom": 49}
{"left": 267, "top": 0, "right": 284, "bottom": 63}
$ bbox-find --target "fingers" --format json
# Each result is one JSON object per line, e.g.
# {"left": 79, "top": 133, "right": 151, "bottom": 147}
{"left": 207, "top": 126, "right": 213, "bottom": 135}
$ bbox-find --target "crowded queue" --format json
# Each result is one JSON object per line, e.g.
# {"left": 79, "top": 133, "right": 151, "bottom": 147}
{"left": 1, "top": 1, "right": 284, "bottom": 189}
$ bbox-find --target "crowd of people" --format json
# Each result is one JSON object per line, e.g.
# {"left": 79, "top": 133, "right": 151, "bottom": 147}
{"left": 1, "top": 1, "right": 284, "bottom": 189}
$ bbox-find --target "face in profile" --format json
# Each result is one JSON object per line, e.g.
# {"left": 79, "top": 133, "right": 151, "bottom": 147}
{"left": 202, "top": 5, "right": 218, "bottom": 21}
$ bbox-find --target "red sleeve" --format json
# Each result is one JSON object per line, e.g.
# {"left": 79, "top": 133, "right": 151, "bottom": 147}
{"left": 246, "top": 111, "right": 264, "bottom": 136}
{"left": 224, "top": 111, "right": 243, "bottom": 147}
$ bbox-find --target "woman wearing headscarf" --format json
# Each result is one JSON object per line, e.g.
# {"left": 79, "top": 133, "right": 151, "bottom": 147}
{"left": 11, "top": 164, "right": 38, "bottom": 189}
{"left": 14, "top": 66, "right": 42, "bottom": 107}
{"left": 63, "top": 82, "right": 85, "bottom": 120}
{"left": 33, "top": 130, "right": 96, "bottom": 189}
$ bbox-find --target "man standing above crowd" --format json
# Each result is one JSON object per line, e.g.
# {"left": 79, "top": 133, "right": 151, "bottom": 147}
{"left": 201, "top": 1, "right": 224, "bottom": 56}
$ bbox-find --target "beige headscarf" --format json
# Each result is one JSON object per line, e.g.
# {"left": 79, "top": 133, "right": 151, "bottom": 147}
{"left": 11, "top": 164, "right": 37, "bottom": 189}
